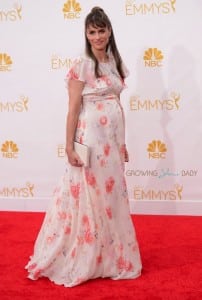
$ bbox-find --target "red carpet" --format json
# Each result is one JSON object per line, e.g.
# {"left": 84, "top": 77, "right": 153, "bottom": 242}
{"left": 0, "top": 212, "right": 202, "bottom": 300}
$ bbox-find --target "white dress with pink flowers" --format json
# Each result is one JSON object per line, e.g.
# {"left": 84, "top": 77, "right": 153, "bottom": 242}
{"left": 25, "top": 54, "right": 142, "bottom": 287}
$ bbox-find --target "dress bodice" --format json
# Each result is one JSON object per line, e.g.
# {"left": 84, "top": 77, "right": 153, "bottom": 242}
{"left": 67, "top": 54, "right": 128, "bottom": 102}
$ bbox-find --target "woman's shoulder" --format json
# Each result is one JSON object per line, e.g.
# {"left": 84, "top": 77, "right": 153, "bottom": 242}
{"left": 72, "top": 53, "right": 93, "bottom": 66}
{"left": 67, "top": 54, "right": 93, "bottom": 83}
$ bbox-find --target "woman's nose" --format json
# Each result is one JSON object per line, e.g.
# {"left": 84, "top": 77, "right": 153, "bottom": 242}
{"left": 95, "top": 32, "right": 100, "bottom": 39}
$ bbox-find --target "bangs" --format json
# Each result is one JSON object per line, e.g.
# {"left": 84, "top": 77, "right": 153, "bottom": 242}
{"left": 86, "top": 20, "right": 107, "bottom": 29}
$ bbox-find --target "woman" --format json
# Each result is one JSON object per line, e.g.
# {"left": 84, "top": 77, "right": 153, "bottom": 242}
{"left": 25, "top": 7, "right": 142, "bottom": 287}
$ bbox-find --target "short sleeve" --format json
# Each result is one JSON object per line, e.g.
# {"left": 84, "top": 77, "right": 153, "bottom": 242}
{"left": 66, "top": 56, "right": 86, "bottom": 83}
{"left": 122, "top": 61, "right": 129, "bottom": 78}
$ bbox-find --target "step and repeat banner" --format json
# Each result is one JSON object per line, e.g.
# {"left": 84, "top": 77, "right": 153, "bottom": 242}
{"left": 0, "top": 0, "right": 202, "bottom": 213}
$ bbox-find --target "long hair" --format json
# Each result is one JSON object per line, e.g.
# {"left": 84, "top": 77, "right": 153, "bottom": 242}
{"left": 85, "top": 7, "right": 125, "bottom": 79}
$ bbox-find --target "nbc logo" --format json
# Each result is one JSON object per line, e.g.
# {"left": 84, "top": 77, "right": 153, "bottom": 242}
{"left": 144, "top": 48, "right": 163, "bottom": 67}
{"left": 147, "top": 140, "right": 167, "bottom": 159}
{"left": 125, "top": 0, "right": 176, "bottom": 15}
{"left": 1, "top": 141, "right": 19, "bottom": 158}
{"left": 63, "top": 0, "right": 81, "bottom": 19}
{"left": 0, "top": 53, "right": 12, "bottom": 71}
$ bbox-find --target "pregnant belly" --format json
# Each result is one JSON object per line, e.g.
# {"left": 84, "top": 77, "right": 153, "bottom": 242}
{"left": 75, "top": 99, "right": 124, "bottom": 146}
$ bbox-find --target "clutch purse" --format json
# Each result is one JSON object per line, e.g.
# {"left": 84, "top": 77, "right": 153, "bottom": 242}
{"left": 74, "top": 141, "right": 90, "bottom": 167}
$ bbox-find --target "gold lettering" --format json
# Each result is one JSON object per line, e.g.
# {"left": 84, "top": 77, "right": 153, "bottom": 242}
{"left": 138, "top": 100, "right": 148, "bottom": 110}
{"left": 158, "top": 100, "right": 164, "bottom": 110}
{"left": 15, "top": 101, "right": 24, "bottom": 112}
{"left": 134, "top": 4, "right": 143, "bottom": 14}
{"left": 21, "top": 188, "right": 29, "bottom": 197}
{"left": 149, "top": 100, "right": 158, "bottom": 110}
{"left": 153, "top": 3, "right": 161, "bottom": 14}
{"left": 152, "top": 190, "right": 162, "bottom": 199}
{"left": 64, "top": 12, "right": 80, "bottom": 19}
{"left": 166, "top": 100, "right": 174, "bottom": 110}
{"left": 0, "top": 188, "right": 6, "bottom": 196}
{"left": 143, "top": 4, "right": 154, "bottom": 14}
{"left": 162, "top": 2, "right": 171, "bottom": 14}
{"left": 5, "top": 188, "right": 17, "bottom": 197}
{"left": 134, "top": 187, "right": 142, "bottom": 200}
{"left": 142, "top": 190, "right": 152, "bottom": 200}
{"left": 58, "top": 58, "right": 72, "bottom": 69}
{"left": 9, "top": 11, "right": 17, "bottom": 21}
{"left": 51, "top": 58, "right": 58, "bottom": 69}
{"left": 125, "top": 5, "right": 133, "bottom": 15}
{"left": 0, "top": 9, "right": 21, "bottom": 21}
{"left": 130, "top": 99, "right": 137, "bottom": 110}
{"left": 149, "top": 152, "right": 166, "bottom": 159}
{"left": 169, "top": 190, "right": 176, "bottom": 200}
{"left": 2, "top": 152, "right": 18, "bottom": 158}
{"left": 58, "top": 145, "right": 65, "bottom": 158}
{"left": 0, "top": 102, "right": 9, "bottom": 112}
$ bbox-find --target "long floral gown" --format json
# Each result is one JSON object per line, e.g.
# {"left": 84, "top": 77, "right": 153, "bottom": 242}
{"left": 25, "top": 53, "right": 142, "bottom": 287}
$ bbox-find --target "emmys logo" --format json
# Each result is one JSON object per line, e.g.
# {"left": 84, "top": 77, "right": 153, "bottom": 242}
{"left": 0, "top": 3, "right": 22, "bottom": 21}
{"left": 51, "top": 55, "right": 73, "bottom": 70}
{"left": 144, "top": 48, "right": 164, "bottom": 67}
{"left": 0, "top": 182, "right": 34, "bottom": 197}
{"left": 63, "top": 0, "right": 81, "bottom": 19}
{"left": 147, "top": 140, "right": 167, "bottom": 159}
{"left": 130, "top": 92, "right": 180, "bottom": 111}
{"left": 1, "top": 141, "right": 19, "bottom": 158}
{"left": 134, "top": 184, "right": 183, "bottom": 200}
{"left": 0, "top": 95, "right": 29, "bottom": 112}
{"left": 125, "top": 0, "right": 176, "bottom": 15}
{"left": 0, "top": 53, "right": 12, "bottom": 71}
{"left": 57, "top": 144, "right": 65, "bottom": 158}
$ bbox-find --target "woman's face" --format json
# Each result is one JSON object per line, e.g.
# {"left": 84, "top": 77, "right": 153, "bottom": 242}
{"left": 86, "top": 24, "right": 111, "bottom": 52}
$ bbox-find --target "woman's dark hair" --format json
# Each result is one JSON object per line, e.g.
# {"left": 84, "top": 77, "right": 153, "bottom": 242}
{"left": 85, "top": 7, "right": 125, "bottom": 79}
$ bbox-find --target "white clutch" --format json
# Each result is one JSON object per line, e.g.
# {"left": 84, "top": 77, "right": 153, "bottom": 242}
{"left": 74, "top": 141, "right": 90, "bottom": 167}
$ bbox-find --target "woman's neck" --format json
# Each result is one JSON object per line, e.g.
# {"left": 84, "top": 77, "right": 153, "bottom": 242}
{"left": 92, "top": 49, "right": 109, "bottom": 63}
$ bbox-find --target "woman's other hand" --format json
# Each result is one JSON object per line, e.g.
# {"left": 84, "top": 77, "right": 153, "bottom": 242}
{"left": 124, "top": 146, "right": 129, "bottom": 162}
{"left": 66, "top": 148, "right": 83, "bottom": 167}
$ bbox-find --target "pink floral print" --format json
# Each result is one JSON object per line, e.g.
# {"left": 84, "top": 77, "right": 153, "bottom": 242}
{"left": 105, "top": 176, "right": 115, "bottom": 193}
{"left": 99, "top": 115, "right": 108, "bottom": 126}
{"left": 25, "top": 53, "right": 141, "bottom": 287}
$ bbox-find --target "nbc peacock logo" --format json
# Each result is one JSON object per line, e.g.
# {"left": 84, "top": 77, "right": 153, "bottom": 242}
{"left": 125, "top": 0, "right": 176, "bottom": 16}
{"left": 147, "top": 140, "right": 167, "bottom": 159}
{"left": 144, "top": 48, "right": 164, "bottom": 67}
{"left": 63, "top": 0, "right": 81, "bottom": 19}
{"left": 0, "top": 53, "right": 12, "bottom": 71}
{"left": 1, "top": 141, "right": 19, "bottom": 158}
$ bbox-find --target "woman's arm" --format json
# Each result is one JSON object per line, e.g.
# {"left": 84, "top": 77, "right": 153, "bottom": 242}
{"left": 65, "top": 78, "right": 85, "bottom": 167}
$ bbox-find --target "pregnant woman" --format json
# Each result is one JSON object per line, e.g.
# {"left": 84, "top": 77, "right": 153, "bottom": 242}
{"left": 25, "top": 6, "right": 142, "bottom": 287}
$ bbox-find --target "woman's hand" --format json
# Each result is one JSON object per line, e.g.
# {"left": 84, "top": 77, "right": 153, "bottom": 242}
{"left": 66, "top": 148, "right": 83, "bottom": 167}
{"left": 124, "top": 146, "right": 129, "bottom": 162}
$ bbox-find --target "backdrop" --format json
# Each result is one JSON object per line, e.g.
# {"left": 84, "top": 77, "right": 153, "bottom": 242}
{"left": 0, "top": 0, "right": 202, "bottom": 215}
